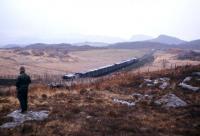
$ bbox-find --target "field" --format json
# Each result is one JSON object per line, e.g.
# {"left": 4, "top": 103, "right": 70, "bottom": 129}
{"left": 1, "top": 47, "right": 200, "bottom": 78}
{"left": 0, "top": 48, "right": 148, "bottom": 76}
{"left": 132, "top": 50, "right": 200, "bottom": 73}
{"left": 0, "top": 65, "right": 200, "bottom": 136}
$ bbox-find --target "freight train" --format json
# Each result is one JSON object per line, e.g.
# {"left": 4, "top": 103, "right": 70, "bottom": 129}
{"left": 63, "top": 57, "right": 138, "bottom": 80}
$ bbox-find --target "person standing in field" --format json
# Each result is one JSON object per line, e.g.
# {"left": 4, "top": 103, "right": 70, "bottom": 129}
{"left": 16, "top": 66, "right": 31, "bottom": 113}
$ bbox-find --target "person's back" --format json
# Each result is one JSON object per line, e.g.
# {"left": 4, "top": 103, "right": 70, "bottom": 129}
{"left": 16, "top": 66, "right": 31, "bottom": 113}
{"left": 16, "top": 72, "right": 31, "bottom": 91}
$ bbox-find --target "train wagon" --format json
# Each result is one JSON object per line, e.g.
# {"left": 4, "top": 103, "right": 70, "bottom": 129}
{"left": 63, "top": 57, "right": 138, "bottom": 80}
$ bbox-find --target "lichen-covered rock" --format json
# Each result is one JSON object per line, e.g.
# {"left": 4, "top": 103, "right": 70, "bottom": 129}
{"left": 192, "top": 72, "right": 200, "bottom": 77}
{"left": 182, "top": 77, "right": 192, "bottom": 83}
{"left": 179, "top": 82, "right": 200, "bottom": 92}
{"left": 141, "top": 77, "right": 170, "bottom": 90}
{"left": 113, "top": 99, "right": 135, "bottom": 106}
{"left": 154, "top": 93, "right": 187, "bottom": 108}
{"left": 131, "top": 93, "right": 152, "bottom": 101}
{"left": 0, "top": 110, "right": 49, "bottom": 128}
{"left": 159, "top": 82, "right": 169, "bottom": 90}
{"left": 159, "top": 77, "right": 170, "bottom": 82}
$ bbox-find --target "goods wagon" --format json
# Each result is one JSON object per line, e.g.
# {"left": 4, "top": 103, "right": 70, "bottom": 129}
{"left": 63, "top": 57, "right": 138, "bottom": 80}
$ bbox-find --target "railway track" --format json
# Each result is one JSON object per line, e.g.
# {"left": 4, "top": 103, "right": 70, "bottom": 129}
{"left": 63, "top": 50, "right": 156, "bottom": 80}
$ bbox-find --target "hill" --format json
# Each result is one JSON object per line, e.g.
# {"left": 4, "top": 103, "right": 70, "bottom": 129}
{"left": 12, "top": 43, "right": 105, "bottom": 59}
{"left": 109, "top": 41, "right": 172, "bottom": 49}
{"left": 179, "top": 39, "right": 200, "bottom": 50}
{"left": 1, "top": 44, "right": 21, "bottom": 49}
{"left": 150, "top": 35, "right": 186, "bottom": 45}
{"left": 109, "top": 38, "right": 200, "bottom": 50}
{"left": 25, "top": 43, "right": 104, "bottom": 51}
{"left": 73, "top": 42, "right": 109, "bottom": 47}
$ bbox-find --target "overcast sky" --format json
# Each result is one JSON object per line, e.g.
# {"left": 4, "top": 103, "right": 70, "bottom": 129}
{"left": 0, "top": 0, "right": 200, "bottom": 45}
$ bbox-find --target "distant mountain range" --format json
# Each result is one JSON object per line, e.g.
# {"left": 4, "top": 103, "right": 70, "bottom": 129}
{"left": 73, "top": 42, "right": 109, "bottom": 47}
{"left": 109, "top": 35, "right": 200, "bottom": 50}
{"left": 0, "top": 34, "right": 125, "bottom": 47}
{"left": 1, "top": 44, "right": 21, "bottom": 48}
{"left": 24, "top": 43, "right": 104, "bottom": 51}
{"left": 1, "top": 34, "right": 200, "bottom": 50}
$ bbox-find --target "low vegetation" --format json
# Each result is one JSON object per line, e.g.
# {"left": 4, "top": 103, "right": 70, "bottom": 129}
{"left": 0, "top": 65, "right": 200, "bottom": 136}
{"left": 177, "top": 50, "right": 200, "bottom": 61}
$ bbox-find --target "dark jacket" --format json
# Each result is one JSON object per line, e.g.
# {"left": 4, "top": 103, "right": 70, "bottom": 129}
{"left": 16, "top": 72, "right": 31, "bottom": 92}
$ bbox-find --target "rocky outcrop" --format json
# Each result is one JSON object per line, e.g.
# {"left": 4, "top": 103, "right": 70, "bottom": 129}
{"left": 0, "top": 110, "right": 49, "bottom": 128}
{"left": 154, "top": 93, "right": 187, "bottom": 108}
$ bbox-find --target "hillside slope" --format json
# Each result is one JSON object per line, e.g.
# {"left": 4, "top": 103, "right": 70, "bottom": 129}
{"left": 109, "top": 39, "right": 200, "bottom": 50}
{"left": 180, "top": 39, "right": 200, "bottom": 50}
{"left": 109, "top": 41, "right": 170, "bottom": 49}
{"left": 0, "top": 65, "right": 200, "bottom": 136}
